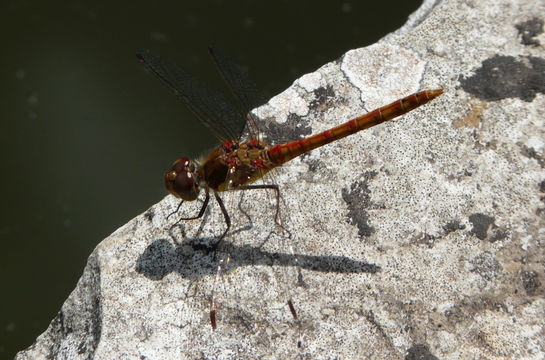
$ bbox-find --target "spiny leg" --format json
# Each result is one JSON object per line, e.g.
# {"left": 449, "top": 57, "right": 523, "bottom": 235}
{"left": 171, "top": 189, "right": 210, "bottom": 226}
{"left": 213, "top": 192, "right": 231, "bottom": 251}
{"left": 167, "top": 190, "right": 228, "bottom": 328}
{"left": 209, "top": 241, "right": 233, "bottom": 329}
{"left": 288, "top": 299, "right": 297, "bottom": 319}
{"left": 165, "top": 191, "right": 224, "bottom": 327}
{"left": 166, "top": 200, "right": 185, "bottom": 220}
{"left": 238, "top": 184, "right": 280, "bottom": 221}
{"left": 238, "top": 184, "right": 291, "bottom": 238}
{"left": 237, "top": 184, "right": 297, "bottom": 320}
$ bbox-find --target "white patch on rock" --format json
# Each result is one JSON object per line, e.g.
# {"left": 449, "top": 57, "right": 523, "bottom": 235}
{"left": 526, "top": 136, "right": 544, "bottom": 152}
{"left": 254, "top": 87, "right": 309, "bottom": 124}
{"left": 341, "top": 43, "right": 426, "bottom": 109}
{"left": 296, "top": 72, "right": 326, "bottom": 92}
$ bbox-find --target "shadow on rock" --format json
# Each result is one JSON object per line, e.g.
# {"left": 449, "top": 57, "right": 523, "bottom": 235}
{"left": 135, "top": 237, "right": 381, "bottom": 281}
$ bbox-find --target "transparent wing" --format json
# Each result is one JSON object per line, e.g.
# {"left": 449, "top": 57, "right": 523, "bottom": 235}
{"left": 207, "top": 46, "right": 269, "bottom": 140}
{"left": 137, "top": 49, "right": 246, "bottom": 141}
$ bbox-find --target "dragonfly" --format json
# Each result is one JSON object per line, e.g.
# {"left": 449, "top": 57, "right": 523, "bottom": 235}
{"left": 137, "top": 48, "right": 442, "bottom": 329}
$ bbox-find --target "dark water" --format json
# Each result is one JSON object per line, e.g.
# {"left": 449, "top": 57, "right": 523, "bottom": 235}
{"left": 0, "top": 0, "right": 421, "bottom": 357}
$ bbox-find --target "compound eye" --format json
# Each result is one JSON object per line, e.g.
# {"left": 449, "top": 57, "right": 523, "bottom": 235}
{"left": 188, "top": 161, "right": 196, "bottom": 172}
{"left": 166, "top": 170, "right": 177, "bottom": 182}
{"left": 164, "top": 158, "right": 200, "bottom": 201}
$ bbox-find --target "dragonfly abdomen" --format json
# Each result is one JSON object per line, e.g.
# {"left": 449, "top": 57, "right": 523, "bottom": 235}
{"left": 267, "top": 89, "right": 443, "bottom": 166}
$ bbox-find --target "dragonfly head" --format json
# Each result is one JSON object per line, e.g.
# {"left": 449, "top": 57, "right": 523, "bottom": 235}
{"left": 164, "top": 158, "right": 201, "bottom": 201}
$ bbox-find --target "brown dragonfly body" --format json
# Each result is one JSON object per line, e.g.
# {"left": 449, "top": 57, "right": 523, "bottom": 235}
{"left": 168, "top": 89, "right": 442, "bottom": 196}
{"left": 138, "top": 48, "right": 442, "bottom": 329}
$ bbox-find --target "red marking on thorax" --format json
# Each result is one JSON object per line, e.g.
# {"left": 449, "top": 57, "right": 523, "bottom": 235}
{"left": 222, "top": 140, "right": 232, "bottom": 147}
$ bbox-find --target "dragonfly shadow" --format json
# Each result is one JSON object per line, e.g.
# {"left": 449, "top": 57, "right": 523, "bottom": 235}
{"left": 135, "top": 236, "right": 381, "bottom": 281}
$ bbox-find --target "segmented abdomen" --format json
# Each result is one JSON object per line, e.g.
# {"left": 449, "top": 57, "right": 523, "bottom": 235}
{"left": 266, "top": 89, "right": 443, "bottom": 166}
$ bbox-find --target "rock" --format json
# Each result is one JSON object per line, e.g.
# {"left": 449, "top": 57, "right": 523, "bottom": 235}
{"left": 17, "top": 0, "right": 545, "bottom": 358}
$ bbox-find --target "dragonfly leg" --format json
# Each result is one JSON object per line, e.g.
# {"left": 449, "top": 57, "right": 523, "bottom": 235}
{"left": 237, "top": 184, "right": 281, "bottom": 225}
{"left": 167, "top": 200, "right": 184, "bottom": 220}
{"left": 236, "top": 184, "right": 298, "bottom": 323}
{"left": 239, "top": 184, "right": 298, "bottom": 322}
{"left": 288, "top": 299, "right": 297, "bottom": 319}
{"left": 213, "top": 192, "right": 231, "bottom": 251}
{"left": 238, "top": 184, "right": 293, "bottom": 240}
{"left": 172, "top": 189, "right": 210, "bottom": 225}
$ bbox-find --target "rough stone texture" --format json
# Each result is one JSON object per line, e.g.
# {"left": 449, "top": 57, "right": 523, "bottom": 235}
{"left": 16, "top": 0, "right": 545, "bottom": 358}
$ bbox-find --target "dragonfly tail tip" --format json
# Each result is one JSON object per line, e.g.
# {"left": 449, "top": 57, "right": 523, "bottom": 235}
{"left": 429, "top": 89, "right": 444, "bottom": 99}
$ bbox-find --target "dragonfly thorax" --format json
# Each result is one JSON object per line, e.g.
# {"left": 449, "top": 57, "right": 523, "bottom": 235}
{"left": 164, "top": 158, "right": 202, "bottom": 201}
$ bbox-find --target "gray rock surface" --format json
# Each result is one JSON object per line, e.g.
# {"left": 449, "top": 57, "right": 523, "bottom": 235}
{"left": 16, "top": 0, "right": 545, "bottom": 358}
